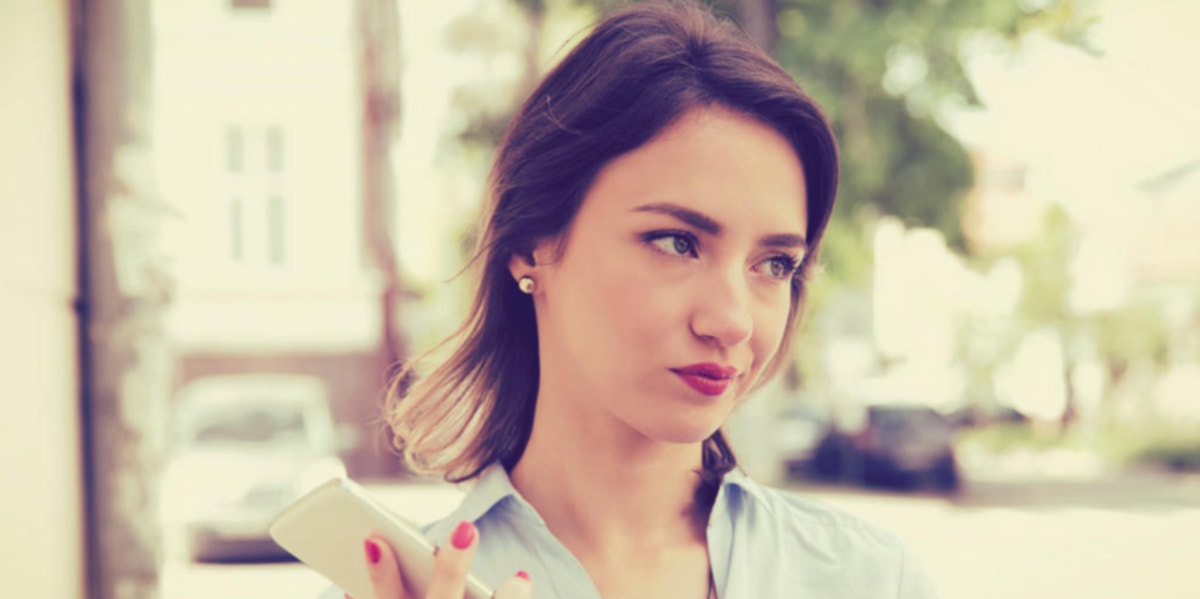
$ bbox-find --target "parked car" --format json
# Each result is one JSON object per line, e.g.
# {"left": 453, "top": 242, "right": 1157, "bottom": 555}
{"left": 812, "top": 401, "right": 961, "bottom": 492}
{"left": 160, "top": 374, "right": 355, "bottom": 562}
{"left": 775, "top": 403, "right": 834, "bottom": 480}
{"left": 947, "top": 402, "right": 1030, "bottom": 429}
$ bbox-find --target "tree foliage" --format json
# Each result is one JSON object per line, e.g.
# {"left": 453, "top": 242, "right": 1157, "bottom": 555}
{"left": 447, "top": 0, "right": 1096, "bottom": 271}
{"left": 748, "top": 0, "right": 1097, "bottom": 259}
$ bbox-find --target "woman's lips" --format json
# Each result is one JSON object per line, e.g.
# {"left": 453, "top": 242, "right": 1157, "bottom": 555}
{"left": 673, "top": 372, "right": 732, "bottom": 396}
{"left": 670, "top": 363, "right": 738, "bottom": 397}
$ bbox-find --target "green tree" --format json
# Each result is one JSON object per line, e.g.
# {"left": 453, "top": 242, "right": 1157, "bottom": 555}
{"left": 973, "top": 201, "right": 1171, "bottom": 434}
{"left": 455, "top": 0, "right": 1095, "bottom": 266}
{"left": 1089, "top": 301, "right": 1171, "bottom": 405}
{"left": 760, "top": 0, "right": 1096, "bottom": 258}
{"left": 1005, "top": 204, "right": 1082, "bottom": 429}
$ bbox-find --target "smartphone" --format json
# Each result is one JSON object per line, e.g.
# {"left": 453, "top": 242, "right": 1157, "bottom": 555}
{"left": 269, "top": 478, "right": 494, "bottom": 599}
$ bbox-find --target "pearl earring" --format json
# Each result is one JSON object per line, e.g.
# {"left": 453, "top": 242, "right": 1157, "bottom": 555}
{"left": 518, "top": 276, "right": 536, "bottom": 294}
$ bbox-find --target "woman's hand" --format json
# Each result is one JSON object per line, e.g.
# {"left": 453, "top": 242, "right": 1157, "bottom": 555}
{"left": 345, "top": 521, "right": 532, "bottom": 599}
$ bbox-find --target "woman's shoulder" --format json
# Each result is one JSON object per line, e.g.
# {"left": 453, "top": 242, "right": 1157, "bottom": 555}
{"left": 721, "top": 474, "right": 939, "bottom": 597}
{"left": 724, "top": 472, "right": 907, "bottom": 553}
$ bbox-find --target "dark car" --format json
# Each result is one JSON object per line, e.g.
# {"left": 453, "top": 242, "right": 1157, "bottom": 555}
{"left": 812, "top": 402, "right": 961, "bottom": 492}
{"left": 947, "top": 402, "right": 1030, "bottom": 429}
{"left": 775, "top": 403, "right": 834, "bottom": 480}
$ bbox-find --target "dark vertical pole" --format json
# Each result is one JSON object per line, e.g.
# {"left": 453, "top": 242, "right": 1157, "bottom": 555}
{"left": 70, "top": 0, "right": 97, "bottom": 593}
{"left": 358, "top": 0, "right": 403, "bottom": 372}
{"left": 78, "top": 0, "right": 172, "bottom": 597}
{"left": 358, "top": 0, "right": 406, "bottom": 475}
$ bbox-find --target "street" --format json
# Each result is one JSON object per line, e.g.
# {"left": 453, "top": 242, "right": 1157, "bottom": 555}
{"left": 162, "top": 472, "right": 1200, "bottom": 599}
{"left": 792, "top": 471, "right": 1200, "bottom": 599}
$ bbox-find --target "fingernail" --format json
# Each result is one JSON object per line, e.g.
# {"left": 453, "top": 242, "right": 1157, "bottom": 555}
{"left": 517, "top": 571, "right": 531, "bottom": 581}
{"left": 451, "top": 521, "right": 476, "bottom": 550}
{"left": 364, "top": 539, "right": 381, "bottom": 565}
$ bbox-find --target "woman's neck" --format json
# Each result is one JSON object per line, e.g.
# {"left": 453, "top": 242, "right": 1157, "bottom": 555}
{"left": 508, "top": 394, "right": 711, "bottom": 561}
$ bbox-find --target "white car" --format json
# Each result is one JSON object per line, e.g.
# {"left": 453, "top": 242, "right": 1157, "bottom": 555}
{"left": 160, "top": 374, "right": 355, "bottom": 562}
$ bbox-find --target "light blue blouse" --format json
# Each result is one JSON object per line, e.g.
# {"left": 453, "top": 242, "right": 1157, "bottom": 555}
{"left": 321, "top": 463, "right": 937, "bottom": 598}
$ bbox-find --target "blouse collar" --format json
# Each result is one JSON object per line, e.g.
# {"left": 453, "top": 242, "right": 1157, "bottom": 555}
{"left": 440, "top": 460, "right": 772, "bottom": 531}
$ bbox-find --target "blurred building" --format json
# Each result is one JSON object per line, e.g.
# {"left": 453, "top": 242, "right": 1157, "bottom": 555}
{"left": 1133, "top": 161, "right": 1200, "bottom": 424}
{"left": 152, "top": 0, "right": 401, "bottom": 476}
{"left": 2, "top": 1, "right": 404, "bottom": 596}
{"left": 0, "top": 3, "right": 84, "bottom": 596}
{"left": 1134, "top": 161, "right": 1200, "bottom": 286}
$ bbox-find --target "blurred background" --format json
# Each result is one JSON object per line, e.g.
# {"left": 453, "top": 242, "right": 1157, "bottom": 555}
{"left": 2, "top": 0, "right": 1198, "bottom": 598}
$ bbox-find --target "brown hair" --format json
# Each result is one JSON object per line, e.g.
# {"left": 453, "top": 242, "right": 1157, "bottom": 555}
{"left": 385, "top": 1, "right": 838, "bottom": 508}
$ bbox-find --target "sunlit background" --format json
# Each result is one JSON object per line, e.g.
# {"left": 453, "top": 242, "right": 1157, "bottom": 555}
{"left": 3, "top": 0, "right": 1199, "bottom": 598}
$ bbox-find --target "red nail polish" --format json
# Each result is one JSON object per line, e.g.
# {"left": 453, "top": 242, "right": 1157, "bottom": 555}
{"left": 451, "top": 521, "right": 476, "bottom": 550}
{"left": 364, "top": 539, "right": 381, "bottom": 564}
{"left": 517, "top": 571, "right": 531, "bottom": 581}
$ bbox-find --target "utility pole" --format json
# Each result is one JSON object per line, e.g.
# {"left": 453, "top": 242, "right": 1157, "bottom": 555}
{"left": 358, "top": 0, "right": 405, "bottom": 379}
{"left": 358, "top": 0, "right": 408, "bottom": 476}
{"left": 77, "top": 0, "right": 172, "bottom": 597}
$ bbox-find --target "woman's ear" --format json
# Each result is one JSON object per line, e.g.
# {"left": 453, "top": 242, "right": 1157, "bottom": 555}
{"left": 507, "top": 248, "right": 536, "bottom": 282}
{"left": 507, "top": 238, "right": 560, "bottom": 283}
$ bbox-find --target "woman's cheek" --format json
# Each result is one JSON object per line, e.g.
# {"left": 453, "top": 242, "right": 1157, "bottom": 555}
{"left": 757, "top": 292, "right": 786, "bottom": 332}
{"left": 591, "top": 265, "right": 661, "bottom": 343}
{"left": 753, "top": 302, "right": 790, "bottom": 362}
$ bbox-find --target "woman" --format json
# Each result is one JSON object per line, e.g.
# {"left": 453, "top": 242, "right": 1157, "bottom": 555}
{"left": 338, "top": 2, "right": 937, "bottom": 598}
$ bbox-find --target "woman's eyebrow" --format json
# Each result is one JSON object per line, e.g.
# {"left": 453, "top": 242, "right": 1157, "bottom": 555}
{"left": 760, "top": 233, "right": 808, "bottom": 252}
{"left": 631, "top": 202, "right": 808, "bottom": 251}
{"left": 632, "top": 202, "right": 721, "bottom": 235}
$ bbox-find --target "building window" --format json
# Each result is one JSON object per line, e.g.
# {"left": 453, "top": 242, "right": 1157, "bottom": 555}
{"left": 226, "top": 128, "right": 243, "bottom": 173}
{"left": 266, "top": 127, "right": 284, "bottom": 172}
{"left": 224, "top": 124, "right": 287, "bottom": 266}
{"left": 268, "top": 195, "right": 285, "bottom": 264}
{"left": 230, "top": 199, "right": 244, "bottom": 260}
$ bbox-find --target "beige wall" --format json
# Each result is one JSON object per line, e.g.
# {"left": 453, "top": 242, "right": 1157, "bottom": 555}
{"left": 0, "top": 1, "right": 84, "bottom": 597}
{"left": 153, "top": 1, "right": 380, "bottom": 355}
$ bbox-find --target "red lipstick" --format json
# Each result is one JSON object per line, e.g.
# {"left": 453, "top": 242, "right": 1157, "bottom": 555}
{"left": 671, "top": 363, "right": 737, "bottom": 397}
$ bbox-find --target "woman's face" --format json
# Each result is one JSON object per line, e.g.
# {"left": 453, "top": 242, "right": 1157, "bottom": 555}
{"left": 520, "top": 106, "right": 809, "bottom": 445}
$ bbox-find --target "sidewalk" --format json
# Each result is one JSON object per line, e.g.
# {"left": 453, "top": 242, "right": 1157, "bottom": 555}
{"left": 958, "top": 444, "right": 1114, "bottom": 482}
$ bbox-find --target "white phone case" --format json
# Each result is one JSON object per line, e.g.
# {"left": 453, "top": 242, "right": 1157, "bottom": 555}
{"left": 269, "top": 478, "right": 494, "bottom": 599}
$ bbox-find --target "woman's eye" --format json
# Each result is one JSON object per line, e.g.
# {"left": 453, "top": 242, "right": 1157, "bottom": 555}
{"left": 762, "top": 255, "right": 798, "bottom": 280}
{"left": 648, "top": 233, "right": 696, "bottom": 257}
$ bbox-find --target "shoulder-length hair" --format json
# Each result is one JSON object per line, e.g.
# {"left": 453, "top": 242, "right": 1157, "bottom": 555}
{"left": 385, "top": 1, "right": 838, "bottom": 498}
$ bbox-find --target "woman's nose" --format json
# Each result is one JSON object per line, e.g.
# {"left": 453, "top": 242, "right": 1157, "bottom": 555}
{"left": 689, "top": 270, "right": 753, "bottom": 348}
